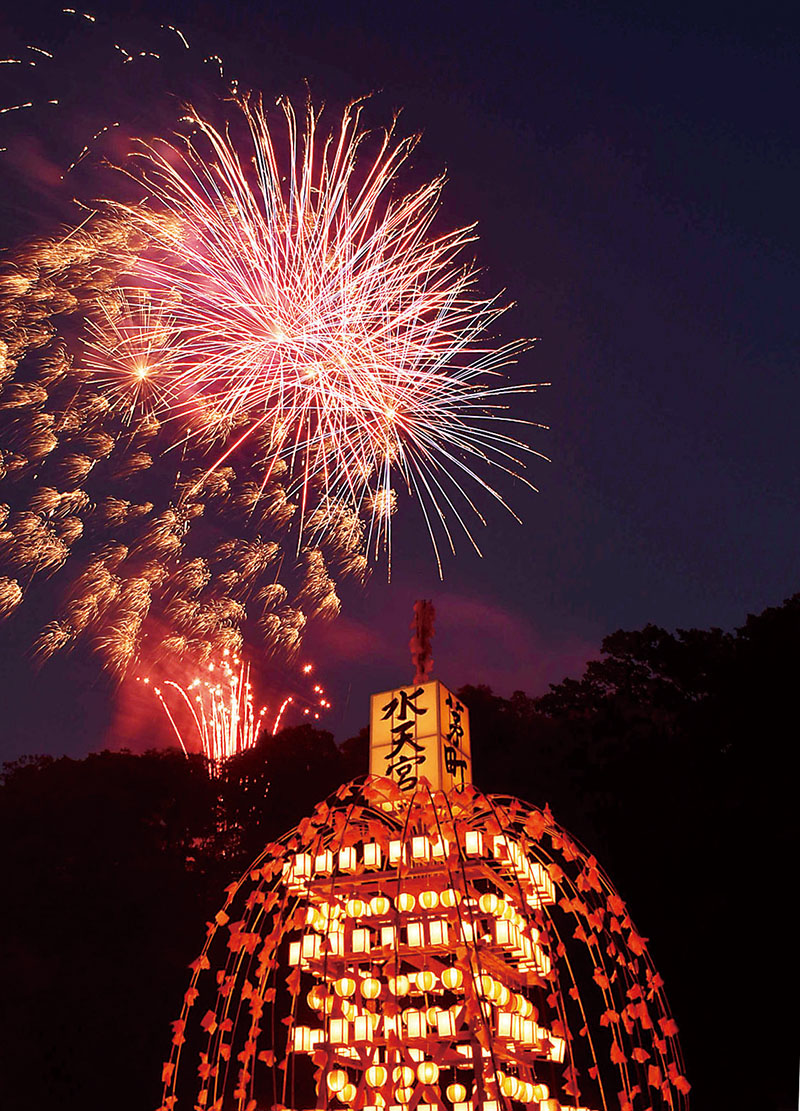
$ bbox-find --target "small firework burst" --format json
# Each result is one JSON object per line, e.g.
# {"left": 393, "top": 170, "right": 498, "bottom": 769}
{"left": 140, "top": 652, "right": 330, "bottom": 770}
{"left": 82, "top": 290, "right": 181, "bottom": 423}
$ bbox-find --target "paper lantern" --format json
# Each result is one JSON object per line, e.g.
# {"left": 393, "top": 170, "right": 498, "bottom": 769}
{"left": 478, "top": 893, "right": 499, "bottom": 915}
{"left": 428, "top": 919, "right": 449, "bottom": 946}
{"left": 329, "top": 1018, "right": 349, "bottom": 1044}
{"left": 417, "top": 1062, "right": 439, "bottom": 1085}
{"left": 405, "top": 1008, "right": 427, "bottom": 1038}
{"left": 334, "top": 977, "right": 356, "bottom": 997}
{"left": 417, "top": 969, "right": 436, "bottom": 992}
{"left": 393, "top": 1066, "right": 416, "bottom": 1087}
{"left": 366, "top": 1065, "right": 388, "bottom": 1087}
{"left": 446, "top": 1083, "right": 467, "bottom": 1102}
{"left": 363, "top": 842, "right": 383, "bottom": 869}
{"left": 371, "top": 895, "right": 391, "bottom": 915}
{"left": 500, "top": 1075, "right": 520, "bottom": 1099}
{"left": 291, "top": 853, "right": 312, "bottom": 879}
{"left": 389, "top": 840, "right": 405, "bottom": 865}
{"left": 346, "top": 898, "right": 366, "bottom": 917}
{"left": 327, "top": 1070, "right": 348, "bottom": 1092}
{"left": 441, "top": 967, "right": 463, "bottom": 990}
{"left": 338, "top": 846, "right": 357, "bottom": 872}
{"left": 302, "top": 934, "right": 321, "bottom": 959}
{"left": 407, "top": 920, "right": 424, "bottom": 947}
{"left": 292, "top": 1025, "right": 312, "bottom": 1051}
{"left": 341, "top": 1084, "right": 357, "bottom": 1102}
{"left": 495, "top": 983, "right": 511, "bottom": 1006}
{"left": 440, "top": 888, "right": 461, "bottom": 908}
{"left": 361, "top": 977, "right": 382, "bottom": 999}
{"left": 479, "top": 974, "right": 495, "bottom": 998}
{"left": 307, "top": 985, "right": 326, "bottom": 1010}
{"left": 389, "top": 974, "right": 410, "bottom": 997}
{"left": 352, "top": 927, "right": 371, "bottom": 953}
{"left": 494, "top": 919, "right": 513, "bottom": 946}
{"left": 397, "top": 892, "right": 416, "bottom": 913}
{"left": 549, "top": 1035, "right": 566, "bottom": 1063}
{"left": 464, "top": 830, "right": 483, "bottom": 855}
{"left": 419, "top": 889, "right": 439, "bottom": 910}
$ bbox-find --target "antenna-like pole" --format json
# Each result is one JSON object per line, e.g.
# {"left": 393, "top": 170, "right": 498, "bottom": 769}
{"left": 410, "top": 599, "right": 435, "bottom": 685}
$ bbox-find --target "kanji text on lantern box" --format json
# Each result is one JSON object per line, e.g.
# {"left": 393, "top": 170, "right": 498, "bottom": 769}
{"left": 369, "top": 680, "right": 471, "bottom": 792}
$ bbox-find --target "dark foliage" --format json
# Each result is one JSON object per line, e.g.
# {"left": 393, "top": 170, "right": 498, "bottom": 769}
{"left": 1, "top": 596, "right": 797, "bottom": 1109}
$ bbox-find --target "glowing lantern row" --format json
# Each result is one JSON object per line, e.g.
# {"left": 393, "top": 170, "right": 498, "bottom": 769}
{"left": 301, "top": 888, "right": 463, "bottom": 926}
{"left": 328, "top": 1064, "right": 455, "bottom": 1098}
{"left": 286, "top": 829, "right": 509, "bottom": 887}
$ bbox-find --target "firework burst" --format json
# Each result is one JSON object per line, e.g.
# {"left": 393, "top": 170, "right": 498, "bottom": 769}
{"left": 113, "top": 96, "right": 547, "bottom": 570}
{"left": 1, "top": 44, "right": 544, "bottom": 670}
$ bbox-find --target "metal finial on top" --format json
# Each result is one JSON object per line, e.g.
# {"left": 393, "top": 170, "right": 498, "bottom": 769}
{"left": 410, "top": 599, "right": 435, "bottom": 685}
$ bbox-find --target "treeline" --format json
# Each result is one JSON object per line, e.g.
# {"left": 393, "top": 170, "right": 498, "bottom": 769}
{"left": 1, "top": 595, "right": 797, "bottom": 1110}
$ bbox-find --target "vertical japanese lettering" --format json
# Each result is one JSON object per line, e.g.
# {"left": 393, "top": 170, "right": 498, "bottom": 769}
{"left": 443, "top": 692, "right": 467, "bottom": 789}
{"left": 382, "top": 687, "right": 428, "bottom": 790}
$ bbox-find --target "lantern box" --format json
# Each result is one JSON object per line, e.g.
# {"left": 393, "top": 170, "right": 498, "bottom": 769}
{"left": 369, "top": 680, "right": 471, "bottom": 793}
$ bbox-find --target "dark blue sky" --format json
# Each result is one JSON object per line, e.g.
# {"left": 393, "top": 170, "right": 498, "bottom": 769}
{"left": 1, "top": 0, "right": 798, "bottom": 756}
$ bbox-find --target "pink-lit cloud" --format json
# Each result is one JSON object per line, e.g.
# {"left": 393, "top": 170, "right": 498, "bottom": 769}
{"left": 310, "top": 591, "right": 597, "bottom": 699}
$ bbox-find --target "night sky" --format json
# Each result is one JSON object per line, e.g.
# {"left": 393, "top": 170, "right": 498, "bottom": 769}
{"left": 1, "top": 0, "right": 798, "bottom": 755}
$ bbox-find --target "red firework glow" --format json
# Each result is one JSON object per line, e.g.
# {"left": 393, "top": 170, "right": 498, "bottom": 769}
{"left": 138, "top": 653, "right": 329, "bottom": 768}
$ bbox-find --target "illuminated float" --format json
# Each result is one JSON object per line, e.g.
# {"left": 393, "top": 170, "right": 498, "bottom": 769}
{"left": 159, "top": 635, "right": 689, "bottom": 1111}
